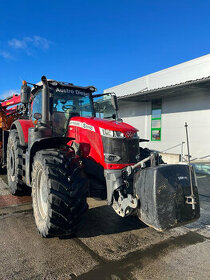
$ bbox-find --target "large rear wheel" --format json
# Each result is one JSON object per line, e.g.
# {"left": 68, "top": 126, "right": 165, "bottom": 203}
{"left": 7, "top": 129, "right": 26, "bottom": 195}
{"left": 32, "top": 149, "right": 88, "bottom": 237}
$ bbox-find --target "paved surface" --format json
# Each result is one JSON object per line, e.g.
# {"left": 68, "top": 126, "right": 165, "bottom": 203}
{"left": 0, "top": 174, "right": 210, "bottom": 279}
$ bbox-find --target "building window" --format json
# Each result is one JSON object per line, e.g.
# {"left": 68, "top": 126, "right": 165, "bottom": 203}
{"left": 151, "top": 100, "right": 161, "bottom": 141}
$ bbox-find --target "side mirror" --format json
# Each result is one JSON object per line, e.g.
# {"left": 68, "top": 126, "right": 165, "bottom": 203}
{"left": 112, "top": 113, "right": 116, "bottom": 119}
{"left": 20, "top": 82, "right": 31, "bottom": 105}
{"left": 34, "top": 113, "right": 42, "bottom": 120}
{"left": 111, "top": 94, "right": 119, "bottom": 111}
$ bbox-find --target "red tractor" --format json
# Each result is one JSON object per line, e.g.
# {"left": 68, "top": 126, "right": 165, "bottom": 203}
{"left": 6, "top": 76, "right": 200, "bottom": 237}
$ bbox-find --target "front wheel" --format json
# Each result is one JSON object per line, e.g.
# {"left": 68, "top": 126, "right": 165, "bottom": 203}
{"left": 32, "top": 149, "right": 88, "bottom": 237}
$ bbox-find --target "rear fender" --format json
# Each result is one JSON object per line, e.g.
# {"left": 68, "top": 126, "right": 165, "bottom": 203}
{"left": 10, "top": 120, "right": 28, "bottom": 146}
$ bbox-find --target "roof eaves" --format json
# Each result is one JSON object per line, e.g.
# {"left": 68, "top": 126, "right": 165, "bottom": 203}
{"left": 118, "top": 76, "right": 210, "bottom": 100}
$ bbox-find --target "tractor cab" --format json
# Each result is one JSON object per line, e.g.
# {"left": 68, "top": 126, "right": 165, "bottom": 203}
{"left": 24, "top": 79, "right": 96, "bottom": 136}
{"left": 22, "top": 78, "right": 119, "bottom": 136}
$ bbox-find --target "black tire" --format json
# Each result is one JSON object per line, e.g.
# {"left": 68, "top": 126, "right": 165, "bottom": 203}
{"left": 32, "top": 149, "right": 88, "bottom": 237}
{"left": 7, "top": 129, "right": 26, "bottom": 195}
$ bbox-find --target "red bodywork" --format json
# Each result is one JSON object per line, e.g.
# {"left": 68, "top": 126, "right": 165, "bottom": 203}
{"left": 67, "top": 116, "right": 138, "bottom": 170}
{"left": 0, "top": 94, "right": 34, "bottom": 145}
{"left": 1, "top": 95, "right": 21, "bottom": 115}
{"left": 17, "top": 116, "right": 138, "bottom": 170}
{"left": 1, "top": 95, "right": 21, "bottom": 108}
{"left": 0, "top": 94, "right": 21, "bottom": 128}
{"left": 0, "top": 94, "right": 21, "bottom": 159}
{"left": 18, "top": 119, "right": 34, "bottom": 144}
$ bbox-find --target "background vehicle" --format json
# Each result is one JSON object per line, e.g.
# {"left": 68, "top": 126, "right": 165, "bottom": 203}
{"left": 0, "top": 94, "right": 21, "bottom": 171}
{"left": 6, "top": 76, "right": 200, "bottom": 237}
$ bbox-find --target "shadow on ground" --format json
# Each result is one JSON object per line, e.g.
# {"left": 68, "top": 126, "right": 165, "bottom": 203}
{"left": 70, "top": 231, "right": 205, "bottom": 280}
{"left": 0, "top": 174, "right": 31, "bottom": 196}
{"left": 76, "top": 205, "right": 147, "bottom": 238}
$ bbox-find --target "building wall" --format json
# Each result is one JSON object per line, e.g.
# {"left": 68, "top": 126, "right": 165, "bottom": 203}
{"left": 119, "top": 90, "right": 210, "bottom": 159}
{"left": 118, "top": 100, "right": 150, "bottom": 141}
{"left": 105, "top": 54, "right": 210, "bottom": 97}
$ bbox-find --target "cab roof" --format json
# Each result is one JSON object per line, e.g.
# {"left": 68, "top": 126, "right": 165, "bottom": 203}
{"left": 31, "top": 79, "right": 97, "bottom": 94}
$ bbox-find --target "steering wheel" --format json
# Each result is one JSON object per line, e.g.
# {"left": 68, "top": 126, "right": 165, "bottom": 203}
{"left": 62, "top": 105, "right": 76, "bottom": 112}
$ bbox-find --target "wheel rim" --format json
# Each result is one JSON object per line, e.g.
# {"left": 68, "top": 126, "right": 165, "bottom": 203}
{"left": 9, "top": 149, "right": 15, "bottom": 180}
{"left": 37, "top": 168, "right": 48, "bottom": 220}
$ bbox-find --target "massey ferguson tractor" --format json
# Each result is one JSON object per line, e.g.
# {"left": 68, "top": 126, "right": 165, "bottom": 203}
{"left": 6, "top": 76, "right": 200, "bottom": 237}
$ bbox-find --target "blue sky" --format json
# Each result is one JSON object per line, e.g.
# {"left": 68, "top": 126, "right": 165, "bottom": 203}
{"left": 0, "top": 0, "right": 210, "bottom": 98}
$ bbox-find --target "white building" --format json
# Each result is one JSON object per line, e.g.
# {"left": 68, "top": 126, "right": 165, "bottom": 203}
{"left": 104, "top": 55, "right": 210, "bottom": 161}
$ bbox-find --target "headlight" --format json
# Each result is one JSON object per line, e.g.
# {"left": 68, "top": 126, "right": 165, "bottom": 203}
{"left": 124, "top": 131, "right": 139, "bottom": 138}
{"left": 114, "top": 131, "right": 124, "bottom": 138}
{"left": 104, "top": 153, "right": 121, "bottom": 162}
{"left": 99, "top": 128, "right": 124, "bottom": 138}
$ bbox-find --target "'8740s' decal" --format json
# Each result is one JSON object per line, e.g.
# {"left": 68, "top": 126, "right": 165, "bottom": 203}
{"left": 69, "top": 121, "right": 95, "bottom": 132}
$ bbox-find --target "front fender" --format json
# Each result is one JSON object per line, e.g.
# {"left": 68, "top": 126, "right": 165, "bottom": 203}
{"left": 26, "top": 137, "right": 74, "bottom": 186}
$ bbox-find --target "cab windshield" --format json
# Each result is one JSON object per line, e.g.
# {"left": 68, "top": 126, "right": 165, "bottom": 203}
{"left": 52, "top": 89, "right": 93, "bottom": 135}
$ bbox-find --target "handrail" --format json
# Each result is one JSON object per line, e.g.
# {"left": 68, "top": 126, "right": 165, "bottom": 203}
{"left": 160, "top": 142, "right": 185, "bottom": 153}
{"left": 160, "top": 141, "right": 185, "bottom": 162}
{"left": 157, "top": 143, "right": 210, "bottom": 163}
{"left": 191, "top": 155, "right": 210, "bottom": 162}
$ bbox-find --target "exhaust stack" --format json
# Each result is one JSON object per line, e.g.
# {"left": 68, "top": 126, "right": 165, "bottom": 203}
{"left": 41, "top": 75, "right": 50, "bottom": 125}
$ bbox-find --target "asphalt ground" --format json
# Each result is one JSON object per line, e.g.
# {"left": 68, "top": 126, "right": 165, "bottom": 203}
{"left": 0, "top": 173, "right": 210, "bottom": 280}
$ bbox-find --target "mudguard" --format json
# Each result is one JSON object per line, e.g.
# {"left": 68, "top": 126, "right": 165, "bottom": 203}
{"left": 134, "top": 164, "right": 200, "bottom": 231}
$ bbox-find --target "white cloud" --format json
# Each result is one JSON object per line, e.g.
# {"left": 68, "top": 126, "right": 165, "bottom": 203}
{"left": 1, "top": 89, "right": 19, "bottom": 100}
{"left": 8, "top": 36, "right": 52, "bottom": 51}
{"left": 31, "top": 36, "right": 51, "bottom": 50}
{"left": 8, "top": 38, "right": 27, "bottom": 49}
{"left": 0, "top": 50, "right": 13, "bottom": 59}
{"left": 0, "top": 35, "right": 52, "bottom": 60}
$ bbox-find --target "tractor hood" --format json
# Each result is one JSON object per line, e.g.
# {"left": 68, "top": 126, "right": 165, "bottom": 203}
{"left": 67, "top": 116, "right": 140, "bottom": 169}
{"left": 69, "top": 116, "right": 138, "bottom": 134}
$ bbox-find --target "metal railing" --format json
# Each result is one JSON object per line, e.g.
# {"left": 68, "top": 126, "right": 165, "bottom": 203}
{"left": 160, "top": 141, "right": 185, "bottom": 162}
{"left": 156, "top": 141, "right": 210, "bottom": 163}
{"left": 190, "top": 154, "right": 210, "bottom": 162}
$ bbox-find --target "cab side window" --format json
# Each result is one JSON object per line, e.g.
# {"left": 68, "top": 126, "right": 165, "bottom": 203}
{"left": 31, "top": 91, "right": 42, "bottom": 120}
